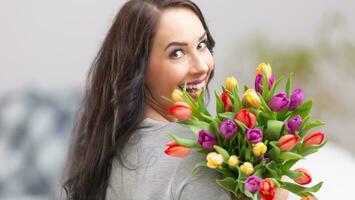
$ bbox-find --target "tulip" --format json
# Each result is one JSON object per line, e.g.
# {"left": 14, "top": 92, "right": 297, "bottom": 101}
{"left": 268, "top": 92, "right": 290, "bottom": 112}
{"left": 206, "top": 152, "right": 224, "bottom": 169}
{"left": 198, "top": 130, "right": 217, "bottom": 150}
{"left": 235, "top": 109, "right": 257, "bottom": 129}
{"left": 301, "top": 195, "right": 318, "bottom": 200}
{"left": 278, "top": 134, "right": 299, "bottom": 151}
{"left": 252, "top": 142, "right": 267, "bottom": 157}
{"left": 285, "top": 115, "right": 303, "bottom": 134}
{"left": 227, "top": 155, "right": 239, "bottom": 168}
{"left": 226, "top": 76, "right": 239, "bottom": 92}
{"left": 294, "top": 168, "right": 312, "bottom": 185}
{"left": 303, "top": 132, "right": 325, "bottom": 146}
{"left": 164, "top": 140, "right": 191, "bottom": 157}
{"left": 219, "top": 119, "right": 238, "bottom": 139}
{"left": 243, "top": 89, "right": 262, "bottom": 108}
{"left": 259, "top": 155, "right": 270, "bottom": 163}
{"left": 220, "top": 91, "right": 233, "bottom": 112}
{"left": 245, "top": 175, "right": 262, "bottom": 193}
{"left": 240, "top": 162, "right": 254, "bottom": 176}
{"left": 246, "top": 128, "right": 263, "bottom": 144}
{"left": 168, "top": 102, "right": 192, "bottom": 121}
{"left": 255, "top": 73, "right": 276, "bottom": 94}
{"left": 289, "top": 88, "right": 304, "bottom": 110}
{"left": 256, "top": 63, "right": 272, "bottom": 79}
{"left": 259, "top": 178, "right": 276, "bottom": 200}
{"left": 171, "top": 89, "right": 184, "bottom": 102}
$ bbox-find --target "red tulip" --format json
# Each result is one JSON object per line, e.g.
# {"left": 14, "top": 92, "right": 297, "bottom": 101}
{"left": 164, "top": 140, "right": 191, "bottom": 157}
{"left": 220, "top": 91, "right": 233, "bottom": 112}
{"left": 294, "top": 168, "right": 312, "bottom": 185}
{"left": 303, "top": 131, "right": 325, "bottom": 146}
{"left": 168, "top": 102, "right": 192, "bottom": 121}
{"left": 235, "top": 109, "right": 256, "bottom": 128}
{"left": 278, "top": 134, "right": 299, "bottom": 151}
{"left": 259, "top": 178, "right": 276, "bottom": 200}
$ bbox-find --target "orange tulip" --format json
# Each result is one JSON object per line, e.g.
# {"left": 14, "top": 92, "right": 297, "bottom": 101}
{"left": 220, "top": 91, "right": 233, "bottom": 112}
{"left": 278, "top": 134, "right": 299, "bottom": 151}
{"left": 303, "top": 132, "right": 325, "bottom": 146}
{"left": 164, "top": 140, "right": 191, "bottom": 157}
{"left": 168, "top": 102, "right": 192, "bottom": 121}
{"left": 294, "top": 168, "right": 312, "bottom": 185}
{"left": 235, "top": 109, "right": 256, "bottom": 128}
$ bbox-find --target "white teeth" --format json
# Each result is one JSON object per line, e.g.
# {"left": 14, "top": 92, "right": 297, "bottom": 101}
{"left": 181, "top": 81, "right": 205, "bottom": 90}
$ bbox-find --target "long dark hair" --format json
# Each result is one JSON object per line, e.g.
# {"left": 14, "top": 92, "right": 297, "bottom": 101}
{"left": 63, "top": 0, "right": 215, "bottom": 199}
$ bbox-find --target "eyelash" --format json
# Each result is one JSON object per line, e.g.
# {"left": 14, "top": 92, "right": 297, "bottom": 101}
{"left": 169, "top": 39, "right": 209, "bottom": 59}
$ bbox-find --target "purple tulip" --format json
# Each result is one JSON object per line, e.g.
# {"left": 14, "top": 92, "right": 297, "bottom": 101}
{"left": 259, "top": 155, "right": 270, "bottom": 163}
{"left": 285, "top": 115, "right": 303, "bottom": 134}
{"left": 289, "top": 88, "right": 304, "bottom": 110}
{"left": 246, "top": 128, "right": 263, "bottom": 144}
{"left": 255, "top": 74, "right": 276, "bottom": 94}
{"left": 219, "top": 119, "right": 238, "bottom": 139}
{"left": 268, "top": 92, "right": 290, "bottom": 112}
{"left": 198, "top": 130, "right": 217, "bottom": 150}
{"left": 245, "top": 175, "right": 262, "bottom": 193}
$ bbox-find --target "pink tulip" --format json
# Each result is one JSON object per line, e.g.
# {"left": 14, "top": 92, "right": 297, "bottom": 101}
{"left": 294, "top": 168, "right": 312, "bottom": 185}
{"left": 303, "top": 132, "right": 325, "bottom": 146}
{"left": 278, "top": 134, "right": 299, "bottom": 151}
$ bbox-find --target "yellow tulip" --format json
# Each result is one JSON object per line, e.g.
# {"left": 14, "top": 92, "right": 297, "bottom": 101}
{"left": 206, "top": 152, "right": 224, "bottom": 169}
{"left": 242, "top": 89, "right": 261, "bottom": 108}
{"left": 171, "top": 89, "right": 184, "bottom": 102}
{"left": 228, "top": 155, "right": 240, "bottom": 168}
{"left": 226, "top": 76, "right": 239, "bottom": 92}
{"left": 240, "top": 162, "right": 254, "bottom": 175}
{"left": 256, "top": 63, "right": 272, "bottom": 79}
{"left": 252, "top": 142, "right": 267, "bottom": 157}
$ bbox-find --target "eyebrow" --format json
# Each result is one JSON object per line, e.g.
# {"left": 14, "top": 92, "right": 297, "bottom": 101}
{"left": 164, "top": 32, "right": 207, "bottom": 51}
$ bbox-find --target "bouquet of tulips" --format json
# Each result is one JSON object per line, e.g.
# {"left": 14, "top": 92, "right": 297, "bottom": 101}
{"left": 164, "top": 63, "right": 327, "bottom": 200}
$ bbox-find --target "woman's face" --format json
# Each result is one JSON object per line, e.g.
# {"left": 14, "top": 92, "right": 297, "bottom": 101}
{"left": 144, "top": 7, "right": 214, "bottom": 117}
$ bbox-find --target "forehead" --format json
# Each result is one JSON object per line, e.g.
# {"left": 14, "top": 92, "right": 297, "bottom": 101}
{"left": 154, "top": 7, "right": 205, "bottom": 44}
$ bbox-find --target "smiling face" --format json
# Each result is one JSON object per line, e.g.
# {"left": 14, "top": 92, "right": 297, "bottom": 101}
{"left": 144, "top": 7, "right": 214, "bottom": 121}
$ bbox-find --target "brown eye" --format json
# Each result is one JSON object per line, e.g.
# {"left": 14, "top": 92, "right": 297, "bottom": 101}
{"left": 170, "top": 49, "right": 184, "bottom": 59}
{"left": 198, "top": 40, "right": 208, "bottom": 50}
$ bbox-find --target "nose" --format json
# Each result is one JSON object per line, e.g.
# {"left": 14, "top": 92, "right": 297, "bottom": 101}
{"left": 189, "top": 52, "right": 209, "bottom": 76}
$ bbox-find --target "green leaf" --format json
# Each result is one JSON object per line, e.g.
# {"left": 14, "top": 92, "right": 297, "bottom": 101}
{"left": 257, "top": 93, "right": 273, "bottom": 117}
{"left": 280, "top": 181, "right": 323, "bottom": 196}
{"left": 261, "top": 68, "right": 269, "bottom": 99}
{"left": 216, "top": 177, "right": 238, "bottom": 196}
{"left": 285, "top": 169, "right": 302, "bottom": 180}
{"left": 191, "top": 161, "right": 207, "bottom": 175}
{"left": 300, "top": 120, "right": 326, "bottom": 137}
{"left": 234, "top": 119, "right": 248, "bottom": 133}
{"left": 214, "top": 90, "right": 224, "bottom": 114}
{"left": 179, "top": 120, "right": 211, "bottom": 136}
{"left": 290, "top": 100, "right": 313, "bottom": 119}
{"left": 218, "top": 112, "right": 235, "bottom": 120}
{"left": 285, "top": 73, "right": 293, "bottom": 98}
{"left": 281, "top": 159, "right": 300, "bottom": 171}
{"left": 214, "top": 145, "right": 230, "bottom": 162}
{"left": 232, "top": 84, "right": 242, "bottom": 112}
{"left": 200, "top": 112, "right": 215, "bottom": 123}
{"left": 279, "top": 152, "right": 303, "bottom": 161}
{"left": 265, "top": 120, "right": 284, "bottom": 141}
{"left": 266, "top": 76, "right": 283, "bottom": 102}
{"left": 298, "top": 138, "right": 328, "bottom": 156}
{"left": 166, "top": 131, "right": 200, "bottom": 148}
{"left": 197, "top": 89, "right": 211, "bottom": 116}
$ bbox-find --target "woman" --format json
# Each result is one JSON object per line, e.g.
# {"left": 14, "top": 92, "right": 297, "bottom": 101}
{"left": 62, "top": 0, "right": 288, "bottom": 199}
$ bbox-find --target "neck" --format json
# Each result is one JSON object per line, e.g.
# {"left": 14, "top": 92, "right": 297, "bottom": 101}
{"left": 144, "top": 104, "right": 176, "bottom": 123}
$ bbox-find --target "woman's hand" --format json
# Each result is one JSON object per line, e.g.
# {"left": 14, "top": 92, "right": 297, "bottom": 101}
{"left": 274, "top": 176, "right": 289, "bottom": 200}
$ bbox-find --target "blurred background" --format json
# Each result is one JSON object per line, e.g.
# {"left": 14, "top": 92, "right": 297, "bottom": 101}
{"left": 1, "top": 0, "right": 354, "bottom": 199}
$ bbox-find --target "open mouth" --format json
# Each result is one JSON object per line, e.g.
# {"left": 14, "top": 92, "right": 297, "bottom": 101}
{"left": 178, "top": 80, "right": 206, "bottom": 97}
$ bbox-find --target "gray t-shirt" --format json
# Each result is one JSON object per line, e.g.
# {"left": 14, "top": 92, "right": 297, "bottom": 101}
{"left": 106, "top": 118, "right": 232, "bottom": 200}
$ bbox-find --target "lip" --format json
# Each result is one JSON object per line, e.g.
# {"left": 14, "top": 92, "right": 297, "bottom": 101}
{"left": 184, "top": 75, "right": 207, "bottom": 85}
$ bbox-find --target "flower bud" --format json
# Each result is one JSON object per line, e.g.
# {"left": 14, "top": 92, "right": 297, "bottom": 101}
{"left": 243, "top": 89, "right": 261, "bottom": 108}
{"left": 206, "top": 152, "right": 224, "bottom": 169}
{"left": 240, "top": 162, "right": 254, "bottom": 176}
{"left": 220, "top": 91, "right": 233, "bottom": 112}
{"left": 256, "top": 63, "right": 272, "bottom": 79}
{"left": 259, "top": 178, "right": 276, "bottom": 200}
{"left": 303, "top": 131, "right": 325, "bottom": 146}
{"left": 226, "top": 76, "right": 239, "bottom": 92}
{"left": 219, "top": 119, "right": 238, "bottom": 139}
{"left": 289, "top": 88, "right": 304, "bottom": 110}
{"left": 198, "top": 130, "right": 217, "bottom": 150}
{"left": 252, "top": 142, "right": 267, "bottom": 157}
{"left": 227, "top": 155, "right": 240, "bottom": 168}
{"left": 278, "top": 134, "right": 299, "bottom": 151}
{"left": 294, "top": 168, "right": 312, "bottom": 185}
{"left": 285, "top": 115, "right": 303, "bottom": 134}
{"left": 171, "top": 89, "right": 184, "bottom": 102}
{"left": 168, "top": 102, "right": 192, "bottom": 121}
{"left": 255, "top": 73, "right": 275, "bottom": 94}
{"left": 164, "top": 140, "right": 191, "bottom": 157}
{"left": 235, "top": 109, "right": 256, "bottom": 128}
{"left": 268, "top": 92, "right": 290, "bottom": 112}
{"left": 246, "top": 128, "right": 263, "bottom": 144}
